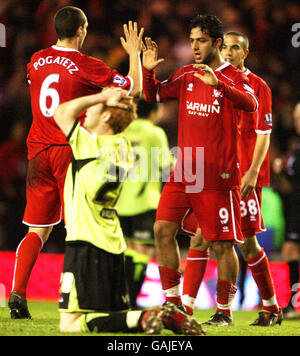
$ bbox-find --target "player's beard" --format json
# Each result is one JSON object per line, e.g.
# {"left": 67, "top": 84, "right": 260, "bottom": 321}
{"left": 201, "top": 49, "right": 216, "bottom": 66}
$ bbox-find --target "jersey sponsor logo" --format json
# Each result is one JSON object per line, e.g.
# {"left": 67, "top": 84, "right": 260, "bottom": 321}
{"left": 186, "top": 100, "right": 220, "bottom": 116}
{"left": 113, "top": 75, "right": 127, "bottom": 87}
{"left": 264, "top": 113, "right": 272, "bottom": 126}
{"left": 33, "top": 56, "right": 79, "bottom": 75}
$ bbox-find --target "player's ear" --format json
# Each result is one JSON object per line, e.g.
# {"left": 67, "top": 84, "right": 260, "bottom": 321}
{"left": 101, "top": 111, "right": 112, "bottom": 123}
{"left": 213, "top": 37, "right": 223, "bottom": 50}
{"left": 243, "top": 49, "right": 249, "bottom": 60}
{"left": 76, "top": 26, "right": 83, "bottom": 37}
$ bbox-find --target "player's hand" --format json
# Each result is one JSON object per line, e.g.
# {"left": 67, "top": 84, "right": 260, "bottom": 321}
{"left": 241, "top": 169, "right": 258, "bottom": 199}
{"left": 142, "top": 37, "right": 165, "bottom": 71}
{"left": 193, "top": 64, "right": 218, "bottom": 87}
{"left": 120, "top": 21, "right": 144, "bottom": 55}
{"left": 99, "top": 87, "right": 132, "bottom": 109}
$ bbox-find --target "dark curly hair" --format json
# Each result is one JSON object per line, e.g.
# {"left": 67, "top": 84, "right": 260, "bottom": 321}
{"left": 189, "top": 14, "right": 224, "bottom": 48}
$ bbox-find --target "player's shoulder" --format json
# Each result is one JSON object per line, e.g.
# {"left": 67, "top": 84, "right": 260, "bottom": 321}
{"left": 247, "top": 70, "right": 271, "bottom": 91}
{"left": 76, "top": 52, "right": 108, "bottom": 68}
{"left": 29, "top": 47, "right": 52, "bottom": 62}
{"left": 219, "top": 62, "right": 249, "bottom": 84}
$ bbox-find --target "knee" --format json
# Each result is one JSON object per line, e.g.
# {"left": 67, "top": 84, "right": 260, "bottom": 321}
{"left": 153, "top": 220, "right": 178, "bottom": 243}
{"left": 238, "top": 236, "right": 261, "bottom": 259}
{"left": 59, "top": 313, "right": 82, "bottom": 333}
{"left": 190, "top": 229, "right": 210, "bottom": 251}
{"left": 212, "top": 241, "right": 234, "bottom": 257}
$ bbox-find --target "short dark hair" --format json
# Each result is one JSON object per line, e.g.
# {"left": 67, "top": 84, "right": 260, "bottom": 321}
{"left": 137, "top": 99, "right": 158, "bottom": 118}
{"left": 225, "top": 31, "right": 249, "bottom": 50}
{"left": 189, "top": 14, "right": 224, "bottom": 47}
{"left": 54, "top": 6, "right": 86, "bottom": 40}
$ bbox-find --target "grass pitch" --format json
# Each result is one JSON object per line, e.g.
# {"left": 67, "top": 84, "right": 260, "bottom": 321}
{"left": 0, "top": 300, "right": 299, "bottom": 336}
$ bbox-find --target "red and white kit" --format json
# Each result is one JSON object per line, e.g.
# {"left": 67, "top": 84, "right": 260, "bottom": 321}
{"left": 24, "top": 45, "right": 133, "bottom": 226}
{"left": 143, "top": 61, "right": 258, "bottom": 243}
{"left": 239, "top": 69, "right": 272, "bottom": 237}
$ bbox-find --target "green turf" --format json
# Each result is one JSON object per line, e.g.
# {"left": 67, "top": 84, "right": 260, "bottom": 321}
{"left": 0, "top": 301, "right": 299, "bottom": 336}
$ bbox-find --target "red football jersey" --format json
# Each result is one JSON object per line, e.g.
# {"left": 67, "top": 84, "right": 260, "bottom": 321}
{"left": 238, "top": 69, "right": 272, "bottom": 187}
{"left": 26, "top": 45, "right": 133, "bottom": 160}
{"left": 143, "top": 62, "right": 258, "bottom": 190}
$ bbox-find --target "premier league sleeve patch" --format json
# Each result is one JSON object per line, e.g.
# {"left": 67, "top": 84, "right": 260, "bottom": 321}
{"left": 264, "top": 113, "right": 272, "bottom": 126}
{"left": 113, "top": 75, "right": 127, "bottom": 87}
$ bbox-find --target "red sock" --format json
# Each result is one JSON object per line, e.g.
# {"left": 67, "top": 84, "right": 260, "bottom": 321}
{"left": 245, "top": 248, "right": 279, "bottom": 314}
{"left": 216, "top": 279, "right": 237, "bottom": 317}
{"left": 11, "top": 232, "right": 43, "bottom": 298}
{"left": 158, "top": 266, "right": 182, "bottom": 305}
{"left": 182, "top": 249, "right": 209, "bottom": 314}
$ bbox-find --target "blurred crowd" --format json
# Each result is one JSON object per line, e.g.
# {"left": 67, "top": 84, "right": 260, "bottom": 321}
{"left": 0, "top": 0, "right": 299, "bottom": 254}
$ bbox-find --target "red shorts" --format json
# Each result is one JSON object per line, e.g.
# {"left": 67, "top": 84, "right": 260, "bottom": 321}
{"left": 23, "top": 145, "right": 73, "bottom": 227}
{"left": 240, "top": 187, "right": 266, "bottom": 237}
{"left": 156, "top": 180, "right": 243, "bottom": 243}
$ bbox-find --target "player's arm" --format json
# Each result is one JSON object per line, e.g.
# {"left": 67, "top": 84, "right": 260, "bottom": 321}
{"left": 241, "top": 81, "right": 272, "bottom": 198}
{"left": 120, "top": 21, "right": 144, "bottom": 97}
{"left": 54, "top": 88, "right": 130, "bottom": 136}
{"left": 194, "top": 64, "right": 258, "bottom": 112}
{"left": 241, "top": 133, "right": 270, "bottom": 198}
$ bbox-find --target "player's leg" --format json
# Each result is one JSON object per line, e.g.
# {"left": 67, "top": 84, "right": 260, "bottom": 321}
{"left": 60, "top": 240, "right": 205, "bottom": 335}
{"left": 181, "top": 210, "right": 210, "bottom": 315}
{"left": 191, "top": 190, "right": 242, "bottom": 325}
{"left": 239, "top": 236, "right": 280, "bottom": 314}
{"left": 239, "top": 188, "right": 282, "bottom": 325}
{"left": 61, "top": 304, "right": 205, "bottom": 335}
{"left": 9, "top": 149, "right": 64, "bottom": 319}
{"left": 154, "top": 181, "right": 190, "bottom": 308}
{"left": 120, "top": 211, "right": 155, "bottom": 308}
{"left": 128, "top": 242, "right": 154, "bottom": 307}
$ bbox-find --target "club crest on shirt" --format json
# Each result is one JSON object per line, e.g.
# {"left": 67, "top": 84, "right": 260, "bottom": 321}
{"left": 187, "top": 83, "right": 193, "bottom": 91}
{"left": 213, "top": 88, "right": 223, "bottom": 98}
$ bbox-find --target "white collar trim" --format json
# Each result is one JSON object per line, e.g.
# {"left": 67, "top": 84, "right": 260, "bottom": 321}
{"left": 215, "top": 61, "right": 230, "bottom": 72}
{"left": 52, "top": 45, "right": 79, "bottom": 52}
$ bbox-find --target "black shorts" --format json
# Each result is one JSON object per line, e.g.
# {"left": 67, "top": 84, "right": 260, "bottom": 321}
{"left": 59, "top": 241, "right": 130, "bottom": 313}
{"left": 119, "top": 210, "right": 156, "bottom": 244}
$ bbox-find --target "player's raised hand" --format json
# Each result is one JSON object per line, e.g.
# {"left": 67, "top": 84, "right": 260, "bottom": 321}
{"left": 120, "top": 21, "right": 144, "bottom": 55}
{"left": 193, "top": 64, "right": 218, "bottom": 87}
{"left": 142, "top": 37, "right": 165, "bottom": 71}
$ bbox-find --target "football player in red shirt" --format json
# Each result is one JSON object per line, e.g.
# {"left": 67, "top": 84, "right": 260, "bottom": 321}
{"left": 9, "top": 6, "right": 144, "bottom": 319}
{"left": 182, "top": 31, "right": 283, "bottom": 326}
{"left": 142, "top": 15, "right": 258, "bottom": 326}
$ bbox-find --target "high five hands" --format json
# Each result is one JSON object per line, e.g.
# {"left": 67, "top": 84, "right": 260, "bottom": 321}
{"left": 142, "top": 37, "right": 165, "bottom": 71}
